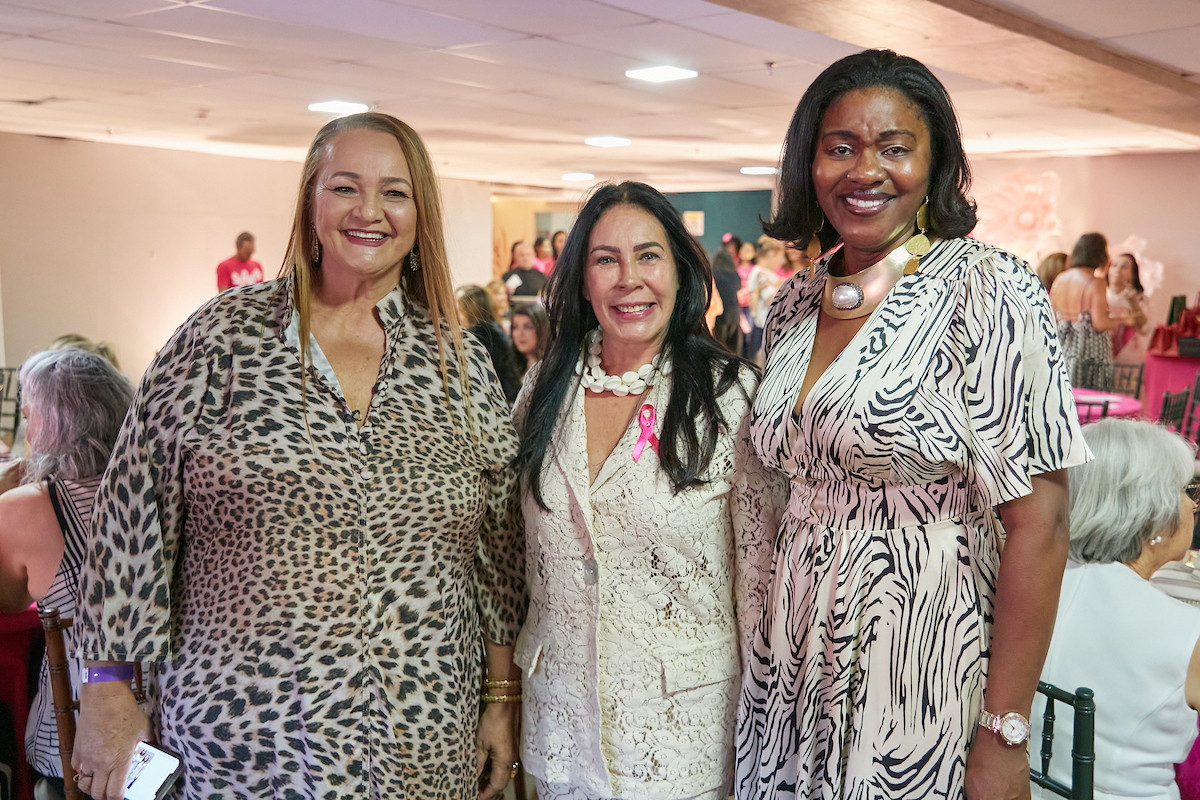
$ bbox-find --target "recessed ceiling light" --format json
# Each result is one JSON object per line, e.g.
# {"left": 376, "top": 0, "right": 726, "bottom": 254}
{"left": 585, "top": 136, "right": 631, "bottom": 148}
{"left": 625, "top": 66, "right": 698, "bottom": 83}
{"left": 740, "top": 166, "right": 779, "bottom": 175}
{"left": 308, "top": 100, "right": 368, "bottom": 116}
{"left": 562, "top": 172, "right": 595, "bottom": 181}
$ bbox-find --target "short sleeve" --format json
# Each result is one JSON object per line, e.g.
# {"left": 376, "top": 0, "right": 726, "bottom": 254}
{"left": 462, "top": 335, "right": 527, "bottom": 647}
{"left": 962, "top": 248, "right": 1091, "bottom": 509}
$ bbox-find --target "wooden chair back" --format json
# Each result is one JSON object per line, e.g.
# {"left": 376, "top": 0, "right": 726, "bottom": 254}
{"left": 38, "top": 607, "right": 82, "bottom": 800}
{"left": 1029, "top": 681, "right": 1095, "bottom": 800}
{"left": 38, "top": 607, "right": 145, "bottom": 800}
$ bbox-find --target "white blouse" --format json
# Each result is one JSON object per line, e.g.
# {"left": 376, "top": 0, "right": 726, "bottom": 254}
{"left": 514, "top": 363, "right": 787, "bottom": 800}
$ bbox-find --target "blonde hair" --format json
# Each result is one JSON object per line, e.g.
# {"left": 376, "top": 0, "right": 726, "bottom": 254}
{"left": 281, "top": 112, "right": 469, "bottom": 417}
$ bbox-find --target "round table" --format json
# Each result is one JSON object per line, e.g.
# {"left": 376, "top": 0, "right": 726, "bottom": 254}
{"left": 1072, "top": 388, "right": 1143, "bottom": 423}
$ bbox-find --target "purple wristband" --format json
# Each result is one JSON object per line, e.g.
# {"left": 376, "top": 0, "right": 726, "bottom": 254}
{"left": 81, "top": 665, "right": 136, "bottom": 684}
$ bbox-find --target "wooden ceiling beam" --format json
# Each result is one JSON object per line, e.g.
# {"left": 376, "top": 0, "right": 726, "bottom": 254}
{"left": 709, "top": 0, "right": 1200, "bottom": 138}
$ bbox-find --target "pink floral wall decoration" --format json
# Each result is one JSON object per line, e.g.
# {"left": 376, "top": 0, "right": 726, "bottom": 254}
{"left": 971, "top": 169, "right": 1063, "bottom": 268}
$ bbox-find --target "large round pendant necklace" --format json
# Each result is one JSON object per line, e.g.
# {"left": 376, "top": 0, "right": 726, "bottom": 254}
{"left": 575, "top": 328, "right": 670, "bottom": 396}
{"left": 822, "top": 241, "right": 924, "bottom": 320}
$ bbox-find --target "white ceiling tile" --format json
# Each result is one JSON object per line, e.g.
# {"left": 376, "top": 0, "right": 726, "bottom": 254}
{"left": 676, "top": 11, "right": 861, "bottom": 66}
{"left": 0, "top": 54, "right": 179, "bottom": 93}
{"left": 591, "top": 0, "right": 730, "bottom": 22}
{"left": 202, "top": 0, "right": 525, "bottom": 47}
{"left": 119, "top": 5, "right": 421, "bottom": 61}
{"left": 0, "top": 35, "right": 234, "bottom": 84}
{"left": 0, "top": 3, "right": 88, "bottom": 35}
{"left": 449, "top": 36, "right": 647, "bottom": 81}
{"left": 1104, "top": 25, "right": 1200, "bottom": 76}
{"left": 2, "top": 0, "right": 183, "bottom": 20}
{"left": 529, "top": 81, "right": 690, "bottom": 115}
{"left": 977, "top": 0, "right": 1200, "bottom": 40}
{"left": 384, "top": 0, "right": 652, "bottom": 36}
{"left": 361, "top": 49, "right": 598, "bottom": 94}
{"left": 557, "top": 20, "right": 805, "bottom": 72}
{"left": 711, "top": 61, "right": 823, "bottom": 98}
{"left": 625, "top": 73, "right": 794, "bottom": 110}
{"left": 41, "top": 21, "right": 330, "bottom": 73}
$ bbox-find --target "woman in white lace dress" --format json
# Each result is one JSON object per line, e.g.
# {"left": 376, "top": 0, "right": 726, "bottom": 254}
{"left": 513, "top": 181, "right": 787, "bottom": 800}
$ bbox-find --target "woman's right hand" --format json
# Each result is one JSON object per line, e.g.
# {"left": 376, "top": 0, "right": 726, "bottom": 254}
{"left": 73, "top": 678, "right": 151, "bottom": 800}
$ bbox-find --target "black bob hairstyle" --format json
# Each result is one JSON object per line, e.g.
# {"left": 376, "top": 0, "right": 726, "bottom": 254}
{"left": 766, "top": 49, "right": 977, "bottom": 252}
{"left": 516, "top": 181, "right": 750, "bottom": 510}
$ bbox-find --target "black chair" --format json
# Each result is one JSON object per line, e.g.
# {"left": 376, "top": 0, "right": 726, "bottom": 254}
{"left": 1075, "top": 400, "right": 1110, "bottom": 423}
{"left": 0, "top": 368, "right": 18, "bottom": 448}
{"left": 1162, "top": 388, "right": 1191, "bottom": 434}
{"left": 1030, "top": 682, "right": 1095, "bottom": 800}
{"left": 1077, "top": 361, "right": 1144, "bottom": 398}
{"left": 1182, "top": 372, "right": 1200, "bottom": 444}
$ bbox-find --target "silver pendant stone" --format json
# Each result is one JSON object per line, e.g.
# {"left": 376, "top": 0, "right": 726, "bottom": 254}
{"left": 830, "top": 282, "right": 865, "bottom": 310}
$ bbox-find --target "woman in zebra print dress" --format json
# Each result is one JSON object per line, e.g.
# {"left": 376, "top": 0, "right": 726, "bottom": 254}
{"left": 735, "top": 50, "right": 1090, "bottom": 800}
{"left": 0, "top": 349, "right": 133, "bottom": 794}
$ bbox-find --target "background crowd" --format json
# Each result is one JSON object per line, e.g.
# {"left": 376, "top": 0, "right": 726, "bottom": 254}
{"left": 0, "top": 45, "right": 1198, "bottom": 800}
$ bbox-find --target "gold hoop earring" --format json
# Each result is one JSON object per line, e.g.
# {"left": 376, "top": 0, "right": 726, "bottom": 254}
{"left": 903, "top": 197, "right": 931, "bottom": 275}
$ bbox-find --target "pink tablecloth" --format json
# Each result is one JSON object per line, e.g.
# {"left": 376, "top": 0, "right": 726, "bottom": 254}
{"left": 1073, "top": 388, "right": 1143, "bottom": 421}
{"left": 1144, "top": 353, "right": 1200, "bottom": 421}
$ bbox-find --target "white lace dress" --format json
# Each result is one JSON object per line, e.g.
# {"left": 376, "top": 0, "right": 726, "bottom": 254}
{"left": 514, "top": 363, "right": 787, "bottom": 800}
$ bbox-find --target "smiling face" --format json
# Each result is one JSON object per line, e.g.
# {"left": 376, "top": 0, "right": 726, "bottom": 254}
{"left": 583, "top": 204, "right": 678, "bottom": 363}
{"left": 813, "top": 87, "right": 931, "bottom": 269}
{"left": 511, "top": 313, "right": 540, "bottom": 358}
{"left": 312, "top": 127, "right": 416, "bottom": 286}
{"left": 1110, "top": 254, "right": 1134, "bottom": 291}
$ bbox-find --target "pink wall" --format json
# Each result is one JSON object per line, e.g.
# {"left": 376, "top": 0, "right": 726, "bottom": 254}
{"left": 970, "top": 150, "right": 1200, "bottom": 329}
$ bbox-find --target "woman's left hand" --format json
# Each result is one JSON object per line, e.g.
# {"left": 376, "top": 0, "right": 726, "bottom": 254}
{"left": 964, "top": 731, "right": 1031, "bottom": 800}
{"left": 476, "top": 702, "right": 519, "bottom": 800}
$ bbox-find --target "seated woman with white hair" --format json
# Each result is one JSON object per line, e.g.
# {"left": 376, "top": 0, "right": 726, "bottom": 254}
{"left": 1032, "top": 418, "right": 1200, "bottom": 800}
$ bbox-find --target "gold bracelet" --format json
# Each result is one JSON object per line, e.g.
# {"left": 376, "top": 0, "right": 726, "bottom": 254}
{"left": 482, "top": 693, "right": 522, "bottom": 704}
{"left": 483, "top": 679, "right": 522, "bottom": 689}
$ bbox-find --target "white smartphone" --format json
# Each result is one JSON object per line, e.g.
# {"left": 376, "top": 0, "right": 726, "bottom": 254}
{"left": 124, "top": 741, "right": 183, "bottom": 800}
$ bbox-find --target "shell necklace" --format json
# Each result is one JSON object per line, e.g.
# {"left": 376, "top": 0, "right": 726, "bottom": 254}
{"left": 576, "top": 328, "right": 670, "bottom": 395}
{"left": 822, "top": 243, "right": 912, "bottom": 320}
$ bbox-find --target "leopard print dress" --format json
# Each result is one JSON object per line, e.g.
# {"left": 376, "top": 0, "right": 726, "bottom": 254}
{"left": 75, "top": 276, "right": 526, "bottom": 800}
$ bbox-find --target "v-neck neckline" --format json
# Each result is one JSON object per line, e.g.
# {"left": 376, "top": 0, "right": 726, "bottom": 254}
{"left": 580, "top": 379, "right": 665, "bottom": 494}
{"left": 790, "top": 240, "right": 944, "bottom": 426}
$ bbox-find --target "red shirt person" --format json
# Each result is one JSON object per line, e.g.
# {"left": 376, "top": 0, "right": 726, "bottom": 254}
{"left": 216, "top": 232, "right": 264, "bottom": 291}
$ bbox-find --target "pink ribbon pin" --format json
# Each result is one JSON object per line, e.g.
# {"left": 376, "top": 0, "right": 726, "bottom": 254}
{"left": 632, "top": 404, "right": 659, "bottom": 462}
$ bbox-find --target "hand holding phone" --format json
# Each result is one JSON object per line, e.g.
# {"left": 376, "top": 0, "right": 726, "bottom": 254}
{"left": 124, "top": 741, "right": 183, "bottom": 800}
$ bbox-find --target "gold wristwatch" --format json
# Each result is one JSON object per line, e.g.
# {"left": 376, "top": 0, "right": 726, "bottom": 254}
{"left": 978, "top": 710, "right": 1030, "bottom": 746}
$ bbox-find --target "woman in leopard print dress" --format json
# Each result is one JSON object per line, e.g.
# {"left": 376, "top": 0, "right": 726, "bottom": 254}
{"left": 72, "top": 113, "right": 526, "bottom": 800}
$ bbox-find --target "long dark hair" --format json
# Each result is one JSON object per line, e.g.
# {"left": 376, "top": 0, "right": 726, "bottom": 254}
{"left": 766, "top": 49, "right": 977, "bottom": 251}
{"left": 517, "top": 181, "right": 749, "bottom": 509}
{"left": 1115, "top": 253, "right": 1144, "bottom": 293}
{"left": 510, "top": 303, "right": 549, "bottom": 373}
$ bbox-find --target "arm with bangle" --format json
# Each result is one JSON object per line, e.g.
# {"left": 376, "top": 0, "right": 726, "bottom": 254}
{"left": 477, "top": 640, "right": 521, "bottom": 800}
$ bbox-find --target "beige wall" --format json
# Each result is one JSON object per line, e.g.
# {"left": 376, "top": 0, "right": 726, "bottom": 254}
{"left": 970, "top": 150, "right": 1200, "bottom": 329}
{"left": 491, "top": 197, "right": 578, "bottom": 277}
{"left": 0, "top": 132, "right": 492, "bottom": 379}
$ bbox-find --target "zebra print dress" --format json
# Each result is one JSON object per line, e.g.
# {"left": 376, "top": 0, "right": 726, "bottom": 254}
{"left": 735, "top": 238, "right": 1090, "bottom": 799}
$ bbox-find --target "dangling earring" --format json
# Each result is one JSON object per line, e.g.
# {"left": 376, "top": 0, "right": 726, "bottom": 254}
{"left": 903, "top": 197, "right": 931, "bottom": 275}
{"left": 809, "top": 211, "right": 824, "bottom": 281}
{"left": 408, "top": 244, "right": 419, "bottom": 272}
{"left": 1149, "top": 535, "right": 1164, "bottom": 546}
{"left": 310, "top": 228, "right": 320, "bottom": 264}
